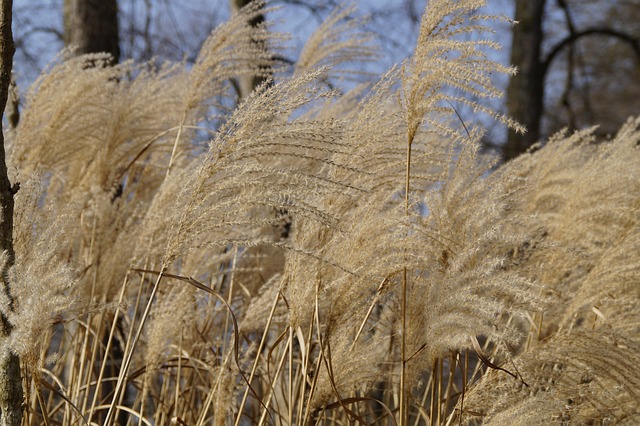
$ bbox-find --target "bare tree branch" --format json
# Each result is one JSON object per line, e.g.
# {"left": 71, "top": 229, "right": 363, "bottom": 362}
{"left": 543, "top": 27, "right": 640, "bottom": 77}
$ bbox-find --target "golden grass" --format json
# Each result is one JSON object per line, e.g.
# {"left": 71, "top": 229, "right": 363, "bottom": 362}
{"left": 2, "top": 1, "right": 639, "bottom": 425}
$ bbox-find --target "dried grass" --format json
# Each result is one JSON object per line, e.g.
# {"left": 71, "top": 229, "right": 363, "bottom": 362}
{"left": 2, "top": 1, "right": 638, "bottom": 425}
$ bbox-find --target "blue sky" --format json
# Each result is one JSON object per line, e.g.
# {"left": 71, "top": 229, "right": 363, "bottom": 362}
{"left": 12, "top": 0, "right": 517, "bottom": 146}
{"left": 12, "top": 1, "right": 515, "bottom": 82}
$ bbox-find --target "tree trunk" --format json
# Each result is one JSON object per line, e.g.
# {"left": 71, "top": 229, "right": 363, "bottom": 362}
{"left": 63, "top": 0, "right": 120, "bottom": 63}
{"left": 63, "top": 2, "right": 123, "bottom": 423}
{"left": 230, "top": 0, "right": 291, "bottom": 241}
{"left": 504, "top": 0, "right": 546, "bottom": 161}
{"left": 231, "top": 0, "right": 268, "bottom": 99}
{"left": 0, "top": 1, "right": 23, "bottom": 425}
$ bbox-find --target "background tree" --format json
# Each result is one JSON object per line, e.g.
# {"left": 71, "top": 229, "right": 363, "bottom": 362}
{"left": 505, "top": 0, "right": 640, "bottom": 160}
{"left": 61, "top": 3, "right": 128, "bottom": 423}
{"left": 543, "top": 0, "right": 640, "bottom": 137}
{"left": 0, "top": 1, "right": 22, "bottom": 425}
{"left": 504, "top": 0, "right": 545, "bottom": 161}
{"left": 63, "top": 0, "right": 119, "bottom": 62}
{"left": 231, "top": 0, "right": 268, "bottom": 99}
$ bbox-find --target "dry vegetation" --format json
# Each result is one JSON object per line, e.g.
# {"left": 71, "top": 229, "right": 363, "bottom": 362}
{"left": 1, "top": 0, "right": 639, "bottom": 424}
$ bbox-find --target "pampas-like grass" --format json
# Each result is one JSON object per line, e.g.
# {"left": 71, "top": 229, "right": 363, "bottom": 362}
{"left": 461, "top": 331, "right": 640, "bottom": 424}
{"left": 2, "top": 1, "right": 638, "bottom": 424}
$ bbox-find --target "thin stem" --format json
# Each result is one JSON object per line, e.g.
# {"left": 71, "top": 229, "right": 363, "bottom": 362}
{"left": 233, "top": 289, "right": 280, "bottom": 426}
{"left": 175, "top": 329, "right": 183, "bottom": 421}
{"left": 437, "top": 358, "right": 443, "bottom": 426}
{"left": 443, "top": 354, "right": 456, "bottom": 426}
{"left": 258, "top": 330, "right": 290, "bottom": 425}
{"left": 288, "top": 326, "right": 293, "bottom": 425}
{"left": 400, "top": 129, "right": 414, "bottom": 425}
{"left": 166, "top": 112, "right": 187, "bottom": 177}
{"left": 104, "top": 267, "right": 166, "bottom": 426}
{"left": 222, "top": 246, "right": 239, "bottom": 356}
{"left": 87, "top": 275, "right": 130, "bottom": 424}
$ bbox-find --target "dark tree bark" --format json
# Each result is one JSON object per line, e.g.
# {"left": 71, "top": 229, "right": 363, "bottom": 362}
{"left": 505, "top": 0, "right": 640, "bottom": 161}
{"left": 0, "top": 1, "right": 23, "bottom": 425}
{"left": 63, "top": 0, "right": 120, "bottom": 63}
{"left": 504, "top": 0, "right": 546, "bottom": 161}
{"left": 63, "top": 3, "right": 124, "bottom": 423}
{"left": 231, "top": 0, "right": 269, "bottom": 99}
{"left": 230, "top": 0, "right": 291, "bottom": 241}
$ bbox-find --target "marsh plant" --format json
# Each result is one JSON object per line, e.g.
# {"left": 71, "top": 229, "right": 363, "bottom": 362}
{"left": 1, "top": 0, "right": 639, "bottom": 424}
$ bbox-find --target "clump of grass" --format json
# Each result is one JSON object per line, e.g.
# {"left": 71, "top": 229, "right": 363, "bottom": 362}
{"left": 2, "top": 1, "right": 639, "bottom": 425}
